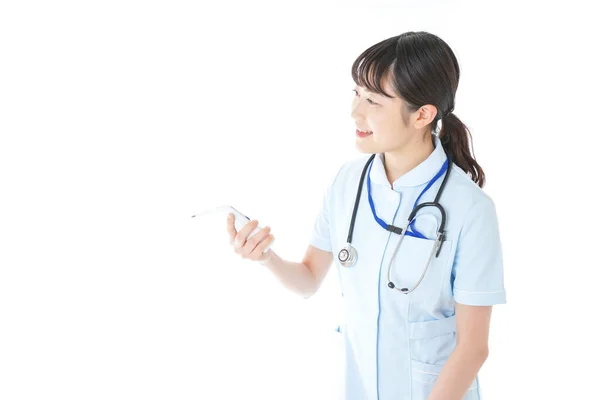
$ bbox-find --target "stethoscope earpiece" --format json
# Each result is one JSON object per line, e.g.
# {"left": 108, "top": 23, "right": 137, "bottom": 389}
{"left": 387, "top": 281, "right": 409, "bottom": 293}
{"left": 339, "top": 147, "right": 453, "bottom": 294}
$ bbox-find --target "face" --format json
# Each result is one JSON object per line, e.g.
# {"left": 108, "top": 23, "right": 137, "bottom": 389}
{"left": 351, "top": 76, "right": 437, "bottom": 154}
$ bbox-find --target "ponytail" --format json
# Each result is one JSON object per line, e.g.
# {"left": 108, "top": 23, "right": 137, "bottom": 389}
{"left": 438, "top": 112, "right": 486, "bottom": 188}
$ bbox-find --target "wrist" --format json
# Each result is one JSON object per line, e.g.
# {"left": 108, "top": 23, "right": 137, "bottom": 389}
{"left": 259, "top": 249, "right": 276, "bottom": 267}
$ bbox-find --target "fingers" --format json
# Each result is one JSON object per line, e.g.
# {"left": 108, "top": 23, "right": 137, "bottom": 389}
{"left": 253, "top": 233, "right": 275, "bottom": 262}
{"left": 226, "top": 214, "right": 257, "bottom": 247}
{"left": 238, "top": 225, "right": 271, "bottom": 257}
{"left": 226, "top": 213, "right": 275, "bottom": 262}
{"left": 233, "top": 219, "right": 259, "bottom": 248}
{"left": 226, "top": 214, "right": 237, "bottom": 242}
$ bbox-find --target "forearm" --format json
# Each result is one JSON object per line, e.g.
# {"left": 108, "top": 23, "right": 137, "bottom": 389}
{"left": 428, "top": 343, "right": 488, "bottom": 400}
{"left": 259, "top": 251, "right": 317, "bottom": 298}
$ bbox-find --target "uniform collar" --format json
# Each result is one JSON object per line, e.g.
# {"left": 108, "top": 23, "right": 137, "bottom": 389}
{"left": 369, "top": 134, "right": 447, "bottom": 190}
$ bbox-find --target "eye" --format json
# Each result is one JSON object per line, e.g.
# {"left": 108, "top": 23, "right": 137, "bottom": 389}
{"left": 352, "top": 89, "right": 378, "bottom": 105}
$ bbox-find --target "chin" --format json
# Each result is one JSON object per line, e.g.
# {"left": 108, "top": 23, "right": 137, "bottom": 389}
{"left": 355, "top": 142, "right": 376, "bottom": 154}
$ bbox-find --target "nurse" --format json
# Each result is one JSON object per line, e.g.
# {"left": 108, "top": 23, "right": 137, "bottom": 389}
{"left": 226, "top": 31, "right": 506, "bottom": 400}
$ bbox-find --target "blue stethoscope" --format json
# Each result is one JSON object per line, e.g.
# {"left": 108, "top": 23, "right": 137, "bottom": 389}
{"left": 337, "top": 148, "right": 453, "bottom": 294}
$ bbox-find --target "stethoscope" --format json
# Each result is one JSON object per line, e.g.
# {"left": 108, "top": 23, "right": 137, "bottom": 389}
{"left": 337, "top": 147, "right": 453, "bottom": 294}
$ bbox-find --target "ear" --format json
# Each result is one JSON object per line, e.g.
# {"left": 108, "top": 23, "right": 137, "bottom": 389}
{"left": 414, "top": 104, "right": 438, "bottom": 129}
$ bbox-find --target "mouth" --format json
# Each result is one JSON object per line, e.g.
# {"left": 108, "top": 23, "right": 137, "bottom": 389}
{"left": 356, "top": 129, "right": 373, "bottom": 138}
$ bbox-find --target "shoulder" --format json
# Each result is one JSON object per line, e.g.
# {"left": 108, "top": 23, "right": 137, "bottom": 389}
{"left": 445, "top": 165, "right": 498, "bottom": 228}
{"left": 447, "top": 165, "right": 494, "bottom": 204}
{"left": 331, "top": 153, "right": 374, "bottom": 189}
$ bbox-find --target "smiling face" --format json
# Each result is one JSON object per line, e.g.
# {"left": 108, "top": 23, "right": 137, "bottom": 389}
{"left": 351, "top": 73, "right": 437, "bottom": 155}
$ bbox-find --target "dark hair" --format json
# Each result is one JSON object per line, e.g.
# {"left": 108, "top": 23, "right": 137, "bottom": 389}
{"left": 351, "top": 31, "right": 486, "bottom": 188}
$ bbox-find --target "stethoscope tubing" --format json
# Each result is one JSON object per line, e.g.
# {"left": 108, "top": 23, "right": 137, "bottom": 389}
{"left": 338, "top": 147, "right": 453, "bottom": 294}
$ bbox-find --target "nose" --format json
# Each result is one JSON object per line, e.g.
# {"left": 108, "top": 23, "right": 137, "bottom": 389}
{"left": 350, "top": 97, "right": 365, "bottom": 121}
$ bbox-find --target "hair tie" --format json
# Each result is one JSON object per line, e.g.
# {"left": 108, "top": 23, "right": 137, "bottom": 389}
{"left": 443, "top": 109, "right": 454, "bottom": 119}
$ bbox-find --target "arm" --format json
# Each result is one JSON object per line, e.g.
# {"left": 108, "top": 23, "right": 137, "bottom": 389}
{"left": 258, "top": 159, "right": 341, "bottom": 298}
{"left": 428, "top": 303, "right": 492, "bottom": 400}
{"left": 259, "top": 245, "right": 333, "bottom": 299}
{"left": 227, "top": 214, "right": 334, "bottom": 299}
{"left": 428, "top": 197, "right": 506, "bottom": 398}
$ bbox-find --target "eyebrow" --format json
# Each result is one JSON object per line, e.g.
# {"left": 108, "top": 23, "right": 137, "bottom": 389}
{"left": 355, "top": 86, "right": 377, "bottom": 96}
{"left": 354, "top": 86, "right": 392, "bottom": 102}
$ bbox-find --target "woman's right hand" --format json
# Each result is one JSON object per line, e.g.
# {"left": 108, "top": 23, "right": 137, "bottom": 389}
{"left": 226, "top": 213, "right": 275, "bottom": 263}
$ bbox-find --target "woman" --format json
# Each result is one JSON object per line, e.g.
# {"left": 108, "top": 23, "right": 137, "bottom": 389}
{"left": 226, "top": 31, "right": 506, "bottom": 400}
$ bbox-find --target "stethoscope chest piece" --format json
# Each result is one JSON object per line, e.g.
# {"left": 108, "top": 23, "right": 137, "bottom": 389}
{"left": 338, "top": 243, "right": 358, "bottom": 268}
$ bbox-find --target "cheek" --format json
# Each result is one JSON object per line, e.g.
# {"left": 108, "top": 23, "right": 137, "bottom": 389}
{"left": 375, "top": 114, "right": 404, "bottom": 138}
{"left": 367, "top": 115, "right": 384, "bottom": 134}
{"left": 369, "top": 119, "right": 392, "bottom": 141}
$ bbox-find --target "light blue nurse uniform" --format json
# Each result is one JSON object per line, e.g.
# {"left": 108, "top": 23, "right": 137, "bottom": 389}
{"left": 310, "top": 134, "right": 506, "bottom": 400}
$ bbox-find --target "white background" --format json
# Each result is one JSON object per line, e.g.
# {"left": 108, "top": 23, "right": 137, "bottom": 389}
{"left": 1, "top": 1, "right": 599, "bottom": 399}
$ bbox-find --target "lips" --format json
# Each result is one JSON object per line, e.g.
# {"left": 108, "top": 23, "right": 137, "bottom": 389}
{"left": 356, "top": 129, "right": 373, "bottom": 138}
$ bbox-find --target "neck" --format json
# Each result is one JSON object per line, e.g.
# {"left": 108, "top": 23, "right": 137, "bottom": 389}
{"left": 383, "top": 135, "right": 435, "bottom": 187}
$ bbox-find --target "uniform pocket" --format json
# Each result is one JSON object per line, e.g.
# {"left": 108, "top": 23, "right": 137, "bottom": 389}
{"left": 386, "top": 234, "right": 453, "bottom": 301}
{"left": 409, "top": 315, "right": 457, "bottom": 365}
{"left": 411, "top": 359, "right": 443, "bottom": 395}
{"left": 411, "top": 359, "right": 478, "bottom": 399}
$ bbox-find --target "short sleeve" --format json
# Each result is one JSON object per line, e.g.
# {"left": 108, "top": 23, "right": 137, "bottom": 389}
{"left": 309, "top": 164, "right": 345, "bottom": 252}
{"left": 451, "top": 197, "right": 507, "bottom": 306}
{"left": 309, "top": 186, "right": 332, "bottom": 251}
